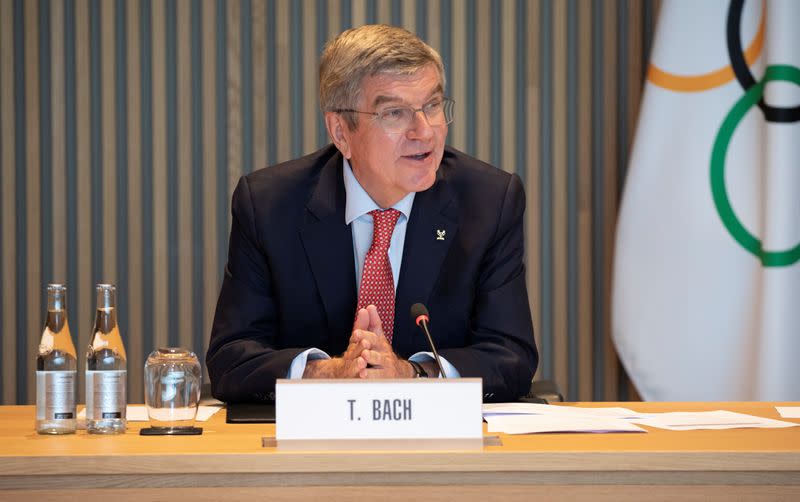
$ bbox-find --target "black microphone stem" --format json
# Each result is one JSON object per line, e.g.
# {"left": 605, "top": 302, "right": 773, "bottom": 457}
{"left": 419, "top": 319, "right": 447, "bottom": 379}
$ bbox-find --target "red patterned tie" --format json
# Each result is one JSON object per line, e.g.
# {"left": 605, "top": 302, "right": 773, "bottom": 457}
{"left": 357, "top": 208, "right": 401, "bottom": 344}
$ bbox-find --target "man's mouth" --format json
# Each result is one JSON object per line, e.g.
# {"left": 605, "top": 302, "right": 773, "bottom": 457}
{"left": 403, "top": 151, "right": 432, "bottom": 161}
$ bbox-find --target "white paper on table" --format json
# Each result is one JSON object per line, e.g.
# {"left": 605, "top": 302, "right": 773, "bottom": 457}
{"left": 485, "top": 414, "right": 646, "bottom": 434}
{"left": 776, "top": 407, "right": 800, "bottom": 419}
{"left": 77, "top": 405, "right": 223, "bottom": 422}
{"left": 195, "top": 405, "right": 224, "bottom": 421}
{"left": 76, "top": 406, "right": 149, "bottom": 421}
{"left": 630, "top": 410, "right": 800, "bottom": 431}
{"left": 482, "top": 402, "right": 644, "bottom": 419}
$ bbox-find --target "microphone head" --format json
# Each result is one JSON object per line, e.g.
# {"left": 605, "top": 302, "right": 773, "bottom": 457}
{"left": 410, "top": 303, "right": 429, "bottom": 326}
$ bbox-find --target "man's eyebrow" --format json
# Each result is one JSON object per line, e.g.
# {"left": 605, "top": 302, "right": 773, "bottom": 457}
{"left": 370, "top": 85, "right": 445, "bottom": 108}
{"left": 372, "top": 95, "right": 403, "bottom": 108}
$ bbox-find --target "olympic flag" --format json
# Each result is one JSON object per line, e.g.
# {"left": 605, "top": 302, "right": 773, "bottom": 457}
{"left": 613, "top": 0, "right": 800, "bottom": 400}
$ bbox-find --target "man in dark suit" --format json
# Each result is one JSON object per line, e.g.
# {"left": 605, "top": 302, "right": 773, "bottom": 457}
{"left": 206, "top": 24, "right": 537, "bottom": 403}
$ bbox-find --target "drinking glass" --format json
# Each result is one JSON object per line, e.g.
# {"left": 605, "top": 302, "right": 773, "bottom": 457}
{"left": 144, "top": 347, "right": 201, "bottom": 431}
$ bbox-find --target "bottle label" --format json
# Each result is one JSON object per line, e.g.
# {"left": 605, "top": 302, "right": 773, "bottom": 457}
{"left": 36, "top": 371, "right": 77, "bottom": 420}
{"left": 85, "top": 370, "right": 127, "bottom": 420}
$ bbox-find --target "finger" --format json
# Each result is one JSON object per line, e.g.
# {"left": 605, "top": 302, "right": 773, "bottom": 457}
{"left": 349, "top": 330, "right": 375, "bottom": 350}
{"left": 359, "top": 367, "right": 395, "bottom": 379}
{"left": 360, "top": 349, "right": 386, "bottom": 368}
{"left": 338, "top": 356, "right": 367, "bottom": 378}
{"left": 364, "top": 331, "right": 392, "bottom": 354}
{"left": 343, "top": 336, "right": 370, "bottom": 359}
{"left": 353, "top": 355, "right": 368, "bottom": 372}
{"left": 352, "top": 308, "right": 369, "bottom": 331}
{"left": 366, "top": 305, "right": 385, "bottom": 338}
{"left": 353, "top": 325, "right": 390, "bottom": 349}
{"left": 351, "top": 328, "right": 382, "bottom": 346}
{"left": 342, "top": 337, "right": 358, "bottom": 356}
{"left": 352, "top": 355, "right": 369, "bottom": 376}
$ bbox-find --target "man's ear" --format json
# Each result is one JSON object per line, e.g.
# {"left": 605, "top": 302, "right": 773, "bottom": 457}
{"left": 324, "top": 112, "right": 352, "bottom": 159}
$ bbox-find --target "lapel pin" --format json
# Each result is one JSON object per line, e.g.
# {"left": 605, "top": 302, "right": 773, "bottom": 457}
{"left": 436, "top": 229, "right": 446, "bottom": 241}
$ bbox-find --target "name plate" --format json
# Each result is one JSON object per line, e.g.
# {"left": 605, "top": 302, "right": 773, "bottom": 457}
{"left": 275, "top": 378, "right": 482, "bottom": 447}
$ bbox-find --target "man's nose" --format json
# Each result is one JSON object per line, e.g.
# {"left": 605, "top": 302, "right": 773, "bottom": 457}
{"left": 406, "top": 109, "right": 435, "bottom": 139}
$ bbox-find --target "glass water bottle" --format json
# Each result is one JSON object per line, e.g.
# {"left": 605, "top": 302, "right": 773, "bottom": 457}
{"left": 36, "top": 284, "right": 77, "bottom": 434}
{"left": 85, "top": 284, "right": 127, "bottom": 434}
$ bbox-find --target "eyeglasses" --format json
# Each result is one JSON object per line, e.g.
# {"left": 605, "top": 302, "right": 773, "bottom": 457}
{"left": 335, "top": 97, "right": 455, "bottom": 133}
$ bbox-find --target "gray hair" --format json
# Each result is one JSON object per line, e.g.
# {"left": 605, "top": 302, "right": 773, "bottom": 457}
{"left": 319, "top": 24, "right": 446, "bottom": 129}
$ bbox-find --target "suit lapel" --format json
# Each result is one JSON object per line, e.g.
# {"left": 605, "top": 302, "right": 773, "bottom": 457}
{"left": 393, "top": 171, "right": 458, "bottom": 354}
{"left": 299, "top": 153, "right": 357, "bottom": 344}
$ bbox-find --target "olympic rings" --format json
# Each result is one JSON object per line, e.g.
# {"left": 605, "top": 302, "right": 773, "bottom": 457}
{"left": 727, "top": 0, "right": 800, "bottom": 122}
{"left": 647, "top": 0, "right": 764, "bottom": 92}
{"left": 710, "top": 64, "right": 800, "bottom": 267}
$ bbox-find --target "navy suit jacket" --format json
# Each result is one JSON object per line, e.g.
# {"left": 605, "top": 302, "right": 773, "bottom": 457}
{"left": 206, "top": 144, "right": 538, "bottom": 403}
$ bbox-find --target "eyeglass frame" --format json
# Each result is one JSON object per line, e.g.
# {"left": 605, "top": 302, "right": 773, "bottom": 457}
{"left": 333, "top": 97, "right": 455, "bottom": 133}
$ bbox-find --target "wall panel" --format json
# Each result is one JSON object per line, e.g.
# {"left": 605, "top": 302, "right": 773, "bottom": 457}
{"left": 0, "top": 0, "right": 656, "bottom": 404}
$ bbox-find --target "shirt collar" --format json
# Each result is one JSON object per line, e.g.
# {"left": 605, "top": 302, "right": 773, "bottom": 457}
{"left": 343, "top": 158, "right": 415, "bottom": 225}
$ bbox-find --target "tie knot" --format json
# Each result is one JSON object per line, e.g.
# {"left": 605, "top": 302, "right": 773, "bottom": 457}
{"left": 369, "top": 209, "right": 401, "bottom": 249}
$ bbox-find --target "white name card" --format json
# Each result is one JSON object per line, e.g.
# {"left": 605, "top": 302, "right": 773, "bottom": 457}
{"left": 275, "top": 378, "right": 482, "bottom": 447}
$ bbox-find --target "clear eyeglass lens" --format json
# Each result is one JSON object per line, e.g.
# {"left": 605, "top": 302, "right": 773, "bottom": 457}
{"left": 377, "top": 99, "right": 454, "bottom": 132}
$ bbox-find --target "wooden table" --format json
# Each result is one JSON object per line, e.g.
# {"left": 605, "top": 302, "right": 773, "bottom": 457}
{"left": 1, "top": 402, "right": 799, "bottom": 501}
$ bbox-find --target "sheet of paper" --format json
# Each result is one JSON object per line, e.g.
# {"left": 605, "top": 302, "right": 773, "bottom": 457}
{"left": 485, "top": 414, "right": 646, "bottom": 434}
{"left": 776, "top": 406, "right": 800, "bottom": 419}
{"left": 196, "top": 405, "right": 224, "bottom": 421}
{"left": 630, "top": 410, "right": 800, "bottom": 431}
{"left": 482, "top": 402, "right": 643, "bottom": 419}
{"left": 77, "top": 405, "right": 222, "bottom": 422}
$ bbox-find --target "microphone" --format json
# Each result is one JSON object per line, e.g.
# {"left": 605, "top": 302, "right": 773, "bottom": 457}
{"left": 410, "top": 303, "right": 447, "bottom": 378}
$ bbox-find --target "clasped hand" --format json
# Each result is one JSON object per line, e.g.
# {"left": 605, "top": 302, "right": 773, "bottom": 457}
{"left": 303, "top": 305, "right": 414, "bottom": 379}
